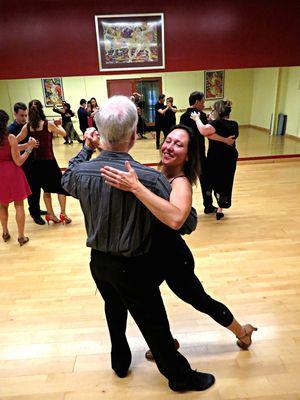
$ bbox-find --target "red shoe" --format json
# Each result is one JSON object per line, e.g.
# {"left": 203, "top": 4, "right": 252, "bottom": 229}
{"left": 60, "top": 213, "right": 72, "bottom": 224}
{"left": 45, "top": 215, "right": 61, "bottom": 225}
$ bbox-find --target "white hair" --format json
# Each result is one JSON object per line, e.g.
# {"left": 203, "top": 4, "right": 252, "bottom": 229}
{"left": 94, "top": 96, "right": 138, "bottom": 145}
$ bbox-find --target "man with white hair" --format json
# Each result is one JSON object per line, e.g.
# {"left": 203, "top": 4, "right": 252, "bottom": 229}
{"left": 62, "top": 96, "right": 215, "bottom": 392}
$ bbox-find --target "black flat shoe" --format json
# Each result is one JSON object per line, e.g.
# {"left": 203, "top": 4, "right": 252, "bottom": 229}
{"left": 33, "top": 216, "right": 46, "bottom": 225}
{"left": 216, "top": 212, "right": 224, "bottom": 220}
{"left": 204, "top": 206, "right": 217, "bottom": 214}
{"left": 169, "top": 370, "right": 215, "bottom": 392}
{"left": 111, "top": 345, "right": 131, "bottom": 379}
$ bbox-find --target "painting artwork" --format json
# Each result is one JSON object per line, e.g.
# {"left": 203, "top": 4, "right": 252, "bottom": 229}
{"left": 95, "top": 13, "right": 165, "bottom": 71}
{"left": 204, "top": 70, "right": 224, "bottom": 100}
{"left": 41, "top": 78, "right": 64, "bottom": 107}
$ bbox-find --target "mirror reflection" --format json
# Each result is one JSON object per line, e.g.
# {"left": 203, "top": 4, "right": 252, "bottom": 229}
{"left": 1, "top": 65, "right": 300, "bottom": 168}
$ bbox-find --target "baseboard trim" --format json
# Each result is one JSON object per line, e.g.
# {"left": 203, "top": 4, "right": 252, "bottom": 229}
{"left": 285, "top": 133, "right": 300, "bottom": 142}
{"left": 248, "top": 124, "right": 270, "bottom": 133}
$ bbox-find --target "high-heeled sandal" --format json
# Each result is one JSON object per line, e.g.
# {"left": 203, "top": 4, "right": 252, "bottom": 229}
{"left": 45, "top": 215, "right": 61, "bottom": 224}
{"left": 60, "top": 213, "right": 72, "bottom": 224}
{"left": 2, "top": 232, "right": 11, "bottom": 242}
{"left": 145, "top": 338, "right": 180, "bottom": 361}
{"left": 18, "top": 236, "right": 29, "bottom": 246}
{"left": 236, "top": 324, "right": 258, "bottom": 350}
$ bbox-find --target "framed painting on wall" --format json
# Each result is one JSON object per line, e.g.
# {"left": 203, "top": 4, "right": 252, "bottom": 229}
{"left": 41, "top": 77, "right": 64, "bottom": 107}
{"left": 204, "top": 70, "right": 224, "bottom": 100}
{"left": 95, "top": 13, "right": 165, "bottom": 72}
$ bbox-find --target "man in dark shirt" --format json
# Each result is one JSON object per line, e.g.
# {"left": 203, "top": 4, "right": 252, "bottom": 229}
{"left": 154, "top": 94, "right": 167, "bottom": 149}
{"left": 77, "top": 98, "right": 89, "bottom": 135}
{"left": 7, "top": 102, "right": 28, "bottom": 140}
{"left": 8, "top": 102, "right": 46, "bottom": 225}
{"left": 164, "top": 97, "right": 178, "bottom": 135}
{"left": 62, "top": 96, "right": 215, "bottom": 393}
{"left": 180, "top": 91, "right": 235, "bottom": 214}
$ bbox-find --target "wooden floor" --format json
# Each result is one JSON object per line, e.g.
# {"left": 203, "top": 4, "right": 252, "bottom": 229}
{"left": 1, "top": 137, "right": 300, "bottom": 398}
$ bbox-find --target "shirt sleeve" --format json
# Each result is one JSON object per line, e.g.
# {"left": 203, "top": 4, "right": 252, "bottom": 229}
{"left": 61, "top": 145, "right": 94, "bottom": 198}
{"left": 52, "top": 107, "right": 62, "bottom": 115}
{"left": 178, "top": 207, "right": 198, "bottom": 235}
{"left": 7, "top": 124, "right": 14, "bottom": 134}
{"left": 200, "top": 112, "right": 208, "bottom": 124}
{"left": 153, "top": 173, "right": 171, "bottom": 199}
{"left": 234, "top": 121, "right": 239, "bottom": 138}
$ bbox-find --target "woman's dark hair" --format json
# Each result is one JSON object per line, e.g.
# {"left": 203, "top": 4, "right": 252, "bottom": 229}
{"left": 161, "top": 123, "right": 201, "bottom": 186}
{"left": 89, "top": 97, "right": 98, "bottom": 111}
{"left": 0, "top": 109, "right": 9, "bottom": 146}
{"left": 28, "top": 99, "right": 46, "bottom": 130}
{"left": 62, "top": 101, "right": 71, "bottom": 111}
{"left": 213, "top": 99, "right": 232, "bottom": 119}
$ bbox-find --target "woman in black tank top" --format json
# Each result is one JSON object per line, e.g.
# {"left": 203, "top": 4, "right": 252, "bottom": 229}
{"left": 101, "top": 124, "right": 257, "bottom": 357}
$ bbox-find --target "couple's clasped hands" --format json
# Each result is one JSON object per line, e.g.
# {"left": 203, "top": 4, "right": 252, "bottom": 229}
{"left": 28, "top": 137, "right": 39, "bottom": 149}
{"left": 84, "top": 127, "right": 101, "bottom": 150}
{"left": 100, "top": 161, "right": 139, "bottom": 193}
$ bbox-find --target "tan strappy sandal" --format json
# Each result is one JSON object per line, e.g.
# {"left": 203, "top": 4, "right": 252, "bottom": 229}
{"left": 18, "top": 236, "right": 29, "bottom": 247}
{"left": 2, "top": 232, "right": 11, "bottom": 242}
{"left": 236, "top": 324, "right": 257, "bottom": 350}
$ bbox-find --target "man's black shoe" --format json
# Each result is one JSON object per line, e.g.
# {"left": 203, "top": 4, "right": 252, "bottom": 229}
{"left": 40, "top": 210, "right": 47, "bottom": 216}
{"left": 113, "top": 367, "right": 129, "bottom": 378}
{"left": 33, "top": 216, "right": 46, "bottom": 225}
{"left": 204, "top": 206, "right": 217, "bottom": 214}
{"left": 169, "top": 370, "right": 215, "bottom": 392}
{"left": 111, "top": 347, "right": 131, "bottom": 379}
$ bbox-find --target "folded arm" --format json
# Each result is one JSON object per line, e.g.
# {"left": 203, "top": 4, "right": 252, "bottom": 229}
{"left": 190, "top": 111, "right": 235, "bottom": 146}
{"left": 8, "top": 135, "right": 37, "bottom": 166}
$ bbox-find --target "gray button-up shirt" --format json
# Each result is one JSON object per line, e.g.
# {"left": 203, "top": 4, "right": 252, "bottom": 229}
{"left": 62, "top": 147, "right": 197, "bottom": 257}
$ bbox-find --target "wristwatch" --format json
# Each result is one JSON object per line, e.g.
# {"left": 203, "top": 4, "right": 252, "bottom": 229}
{"left": 25, "top": 148, "right": 32, "bottom": 154}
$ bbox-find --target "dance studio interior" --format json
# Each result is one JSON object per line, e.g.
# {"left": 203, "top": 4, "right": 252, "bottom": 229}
{"left": 1, "top": 1, "right": 300, "bottom": 399}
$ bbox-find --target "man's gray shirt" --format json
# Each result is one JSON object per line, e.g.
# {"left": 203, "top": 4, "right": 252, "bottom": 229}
{"left": 62, "top": 147, "right": 197, "bottom": 257}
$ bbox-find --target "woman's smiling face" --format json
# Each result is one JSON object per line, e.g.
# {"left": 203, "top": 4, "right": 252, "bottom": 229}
{"left": 161, "top": 128, "right": 189, "bottom": 168}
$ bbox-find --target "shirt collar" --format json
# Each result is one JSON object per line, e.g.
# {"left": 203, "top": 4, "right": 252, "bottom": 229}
{"left": 98, "top": 150, "right": 134, "bottom": 161}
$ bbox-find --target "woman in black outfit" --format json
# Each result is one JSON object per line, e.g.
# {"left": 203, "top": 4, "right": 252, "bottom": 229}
{"left": 191, "top": 100, "right": 239, "bottom": 220}
{"left": 53, "top": 101, "right": 83, "bottom": 144}
{"left": 101, "top": 124, "right": 257, "bottom": 360}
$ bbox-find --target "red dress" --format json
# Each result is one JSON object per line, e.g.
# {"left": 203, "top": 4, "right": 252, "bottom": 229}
{"left": 0, "top": 136, "right": 31, "bottom": 203}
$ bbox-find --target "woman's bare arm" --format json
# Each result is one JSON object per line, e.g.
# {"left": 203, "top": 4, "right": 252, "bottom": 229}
{"left": 101, "top": 161, "right": 192, "bottom": 230}
{"left": 48, "top": 120, "right": 66, "bottom": 137}
{"left": 190, "top": 111, "right": 235, "bottom": 145}
{"left": 8, "top": 135, "right": 37, "bottom": 166}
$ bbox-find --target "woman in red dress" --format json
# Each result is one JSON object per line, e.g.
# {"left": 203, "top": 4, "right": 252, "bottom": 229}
{"left": 0, "top": 110, "right": 37, "bottom": 246}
